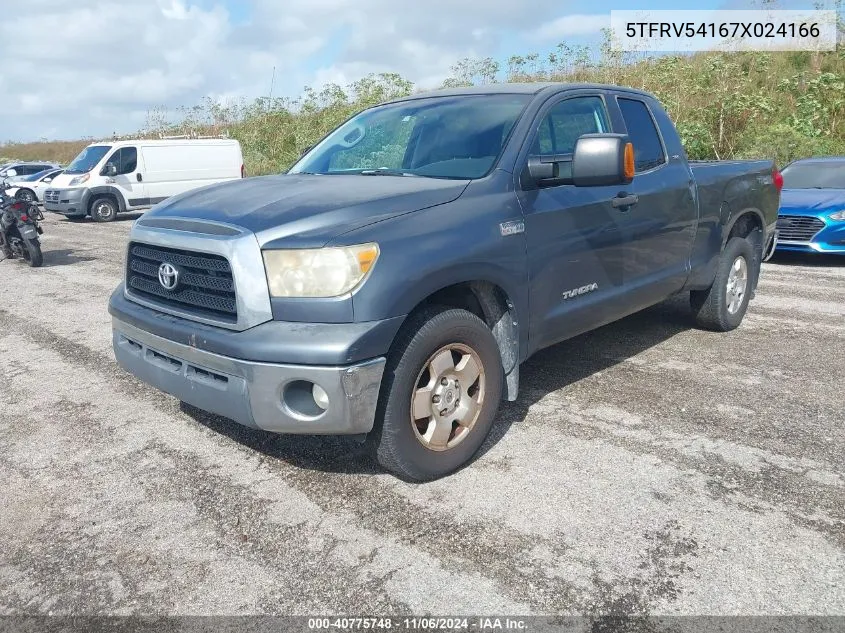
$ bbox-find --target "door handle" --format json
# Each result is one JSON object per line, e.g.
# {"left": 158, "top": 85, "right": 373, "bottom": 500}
{"left": 611, "top": 193, "right": 639, "bottom": 209}
{"left": 136, "top": 173, "right": 143, "bottom": 182}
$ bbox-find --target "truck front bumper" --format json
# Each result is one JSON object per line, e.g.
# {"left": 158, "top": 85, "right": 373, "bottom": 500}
{"left": 43, "top": 188, "right": 89, "bottom": 217}
{"left": 112, "top": 317, "right": 386, "bottom": 434}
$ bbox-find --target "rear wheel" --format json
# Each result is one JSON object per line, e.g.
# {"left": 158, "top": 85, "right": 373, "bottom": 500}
{"left": 90, "top": 197, "right": 118, "bottom": 222}
{"left": 21, "top": 238, "right": 42, "bottom": 268}
{"left": 15, "top": 189, "right": 35, "bottom": 203}
{"left": 691, "top": 237, "right": 754, "bottom": 331}
{"left": 371, "top": 306, "right": 503, "bottom": 481}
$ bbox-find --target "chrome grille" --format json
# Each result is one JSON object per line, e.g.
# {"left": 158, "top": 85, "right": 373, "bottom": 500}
{"left": 44, "top": 190, "right": 60, "bottom": 204}
{"left": 777, "top": 215, "right": 825, "bottom": 242}
{"left": 126, "top": 242, "right": 237, "bottom": 322}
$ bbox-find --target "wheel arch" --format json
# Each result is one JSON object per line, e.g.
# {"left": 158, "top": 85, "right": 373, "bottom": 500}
{"left": 394, "top": 279, "right": 521, "bottom": 402}
{"left": 686, "top": 204, "right": 767, "bottom": 293}
{"left": 723, "top": 206, "right": 765, "bottom": 249}
{"left": 87, "top": 186, "right": 127, "bottom": 214}
{"left": 15, "top": 187, "right": 36, "bottom": 200}
{"left": 723, "top": 207, "right": 765, "bottom": 289}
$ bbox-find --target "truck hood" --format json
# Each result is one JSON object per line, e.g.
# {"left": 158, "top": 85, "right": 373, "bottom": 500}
{"left": 145, "top": 174, "right": 470, "bottom": 247}
{"left": 780, "top": 188, "right": 845, "bottom": 215}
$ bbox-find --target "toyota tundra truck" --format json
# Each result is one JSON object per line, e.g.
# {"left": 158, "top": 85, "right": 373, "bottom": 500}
{"left": 108, "top": 83, "right": 781, "bottom": 481}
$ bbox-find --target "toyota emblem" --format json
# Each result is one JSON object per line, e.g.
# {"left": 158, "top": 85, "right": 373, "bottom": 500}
{"left": 158, "top": 262, "right": 179, "bottom": 291}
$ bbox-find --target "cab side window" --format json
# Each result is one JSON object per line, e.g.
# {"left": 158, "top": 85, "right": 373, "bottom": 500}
{"left": 617, "top": 98, "right": 666, "bottom": 172}
{"left": 105, "top": 147, "right": 138, "bottom": 175}
{"left": 532, "top": 96, "right": 610, "bottom": 156}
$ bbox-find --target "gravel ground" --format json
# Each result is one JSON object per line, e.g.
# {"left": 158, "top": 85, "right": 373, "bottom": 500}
{"left": 0, "top": 212, "right": 843, "bottom": 617}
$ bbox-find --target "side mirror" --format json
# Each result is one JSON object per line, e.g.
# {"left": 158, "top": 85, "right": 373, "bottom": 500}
{"left": 527, "top": 156, "right": 555, "bottom": 182}
{"left": 5, "top": 169, "right": 17, "bottom": 177}
{"left": 571, "top": 134, "right": 635, "bottom": 187}
{"left": 526, "top": 134, "right": 635, "bottom": 188}
{"left": 104, "top": 163, "right": 117, "bottom": 177}
{"left": 43, "top": 177, "right": 52, "bottom": 183}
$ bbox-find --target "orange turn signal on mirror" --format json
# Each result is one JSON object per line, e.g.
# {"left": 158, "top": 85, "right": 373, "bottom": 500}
{"left": 623, "top": 142, "right": 635, "bottom": 181}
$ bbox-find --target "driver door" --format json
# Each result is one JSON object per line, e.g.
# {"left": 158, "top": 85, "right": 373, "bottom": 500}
{"left": 517, "top": 93, "right": 635, "bottom": 352}
{"left": 103, "top": 147, "right": 147, "bottom": 208}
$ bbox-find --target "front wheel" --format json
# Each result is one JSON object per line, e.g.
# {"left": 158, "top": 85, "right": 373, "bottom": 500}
{"left": 691, "top": 237, "right": 755, "bottom": 331}
{"left": 21, "top": 237, "right": 43, "bottom": 268}
{"left": 371, "top": 306, "right": 503, "bottom": 481}
{"left": 90, "top": 197, "right": 118, "bottom": 222}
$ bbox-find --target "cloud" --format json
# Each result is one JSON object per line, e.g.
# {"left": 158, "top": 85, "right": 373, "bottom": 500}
{"left": 0, "top": 0, "right": 601, "bottom": 142}
{"left": 530, "top": 14, "right": 610, "bottom": 41}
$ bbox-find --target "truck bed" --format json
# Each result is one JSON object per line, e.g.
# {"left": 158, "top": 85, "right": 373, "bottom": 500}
{"left": 689, "top": 159, "right": 779, "bottom": 229}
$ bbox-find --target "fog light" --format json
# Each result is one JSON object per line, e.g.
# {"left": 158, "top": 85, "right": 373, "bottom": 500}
{"left": 312, "top": 384, "right": 329, "bottom": 410}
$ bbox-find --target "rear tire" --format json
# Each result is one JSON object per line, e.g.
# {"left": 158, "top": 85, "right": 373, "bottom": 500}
{"left": 691, "top": 237, "right": 755, "bottom": 331}
{"left": 22, "top": 238, "right": 42, "bottom": 268}
{"left": 15, "top": 189, "right": 35, "bottom": 203}
{"left": 371, "top": 306, "right": 503, "bottom": 481}
{"left": 90, "top": 197, "right": 118, "bottom": 222}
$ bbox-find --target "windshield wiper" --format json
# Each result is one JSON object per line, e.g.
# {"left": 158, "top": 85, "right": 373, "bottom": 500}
{"left": 359, "top": 168, "right": 418, "bottom": 177}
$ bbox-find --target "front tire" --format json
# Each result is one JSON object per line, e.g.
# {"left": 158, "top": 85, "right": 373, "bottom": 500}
{"left": 371, "top": 306, "right": 503, "bottom": 481}
{"left": 691, "top": 237, "right": 755, "bottom": 331}
{"left": 90, "top": 197, "right": 118, "bottom": 222}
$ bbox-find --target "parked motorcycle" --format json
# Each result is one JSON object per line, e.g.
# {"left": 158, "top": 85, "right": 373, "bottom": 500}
{"left": 1, "top": 178, "right": 44, "bottom": 267}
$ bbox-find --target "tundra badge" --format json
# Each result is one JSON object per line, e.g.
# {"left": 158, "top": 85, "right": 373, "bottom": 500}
{"left": 499, "top": 220, "right": 525, "bottom": 236}
{"left": 562, "top": 282, "right": 598, "bottom": 300}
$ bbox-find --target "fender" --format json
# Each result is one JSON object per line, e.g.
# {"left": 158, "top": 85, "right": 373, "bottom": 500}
{"left": 18, "top": 224, "right": 38, "bottom": 240}
{"left": 87, "top": 186, "right": 128, "bottom": 212}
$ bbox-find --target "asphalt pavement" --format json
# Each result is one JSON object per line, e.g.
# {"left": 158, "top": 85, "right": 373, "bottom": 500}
{"left": 1, "top": 213, "right": 843, "bottom": 617}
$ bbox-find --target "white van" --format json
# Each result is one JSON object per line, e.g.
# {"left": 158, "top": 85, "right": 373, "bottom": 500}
{"left": 43, "top": 138, "right": 244, "bottom": 222}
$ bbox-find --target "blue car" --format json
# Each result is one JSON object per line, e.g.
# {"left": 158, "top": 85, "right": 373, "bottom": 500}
{"left": 776, "top": 156, "right": 845, "bottom": 254}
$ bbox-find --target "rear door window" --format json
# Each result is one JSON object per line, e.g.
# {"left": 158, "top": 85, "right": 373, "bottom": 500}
{"left": 617, "top": 97, "right": 667, "bottom": 172}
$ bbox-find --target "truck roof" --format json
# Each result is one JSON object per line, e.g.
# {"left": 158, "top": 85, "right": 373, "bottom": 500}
{"left": 387, "top": 82, "right": 657, "bottom": 103}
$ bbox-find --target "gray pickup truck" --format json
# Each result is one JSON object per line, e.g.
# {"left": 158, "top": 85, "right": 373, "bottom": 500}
{"left": 109, "top": 83, "right": 781, "bottom": 480}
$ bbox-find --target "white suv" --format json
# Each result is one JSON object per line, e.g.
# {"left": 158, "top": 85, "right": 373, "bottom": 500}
{"left": 5, "top": 168, "right": 63, "bottom": 203}
{"left": 0, "top": 161, "right": 59, "bottom": 179}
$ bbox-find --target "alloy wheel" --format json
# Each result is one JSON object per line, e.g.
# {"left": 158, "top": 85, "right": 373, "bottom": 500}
{"left": 726, "top": 255, "right": 748, "bottom": 314}
{"left": 410, "top": 343, "right": 486, "bottom": 451}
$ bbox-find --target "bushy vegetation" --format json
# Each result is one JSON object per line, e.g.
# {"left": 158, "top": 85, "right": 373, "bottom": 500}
{"left": 3, "top": 37, "right": 843, "bottom": 175}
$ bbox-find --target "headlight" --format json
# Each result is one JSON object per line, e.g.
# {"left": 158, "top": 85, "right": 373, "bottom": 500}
{"left": 829, "top": 210, "right": 845, "bottom": 221}
{"left": 68, "top": 173, "right": 89, "bottom": 186}
{"left": 263, "top": 243, "right": 379, "bottom": 298}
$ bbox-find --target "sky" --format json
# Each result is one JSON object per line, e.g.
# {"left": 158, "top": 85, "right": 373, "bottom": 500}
{"left": 0, "top": 0, "right": 839, "bottom": 143}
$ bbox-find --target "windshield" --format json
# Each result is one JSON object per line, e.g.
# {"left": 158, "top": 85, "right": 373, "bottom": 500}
{"left": 781, "top": 162, "right": 845, "bottom": 189}
{"left": 65, "top": 145, "right": 111, "bottom": 175}
{"left": 290, "top": 94, "right": 531, "bottom": 179}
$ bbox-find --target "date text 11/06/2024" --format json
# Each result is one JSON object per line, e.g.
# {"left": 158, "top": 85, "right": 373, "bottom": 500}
{"left": 308, "top": 617, "right": 528, "bottom": 630}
